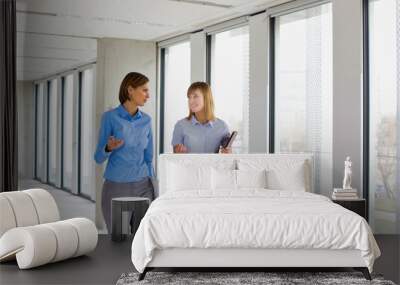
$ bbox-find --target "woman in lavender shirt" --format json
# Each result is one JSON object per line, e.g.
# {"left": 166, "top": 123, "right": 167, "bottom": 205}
{"left": 172, "top": 82, "right": 231, "bottom": 154}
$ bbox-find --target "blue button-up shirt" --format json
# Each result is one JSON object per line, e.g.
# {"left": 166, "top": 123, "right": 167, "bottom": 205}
{"left": 94, "top": 105, "right": 154, "bottom": 183}
{"left": 171, "top": 116, "right": 230, "bottom": 153}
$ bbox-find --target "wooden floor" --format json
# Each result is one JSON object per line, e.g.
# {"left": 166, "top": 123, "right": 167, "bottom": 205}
{"left": 0, "top": 235, "right": 398, "bottom": 285}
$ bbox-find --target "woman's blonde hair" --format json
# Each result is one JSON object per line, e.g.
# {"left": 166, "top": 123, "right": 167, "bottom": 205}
{"left": 186, "top": 82, "right": 216, "bottom": 122}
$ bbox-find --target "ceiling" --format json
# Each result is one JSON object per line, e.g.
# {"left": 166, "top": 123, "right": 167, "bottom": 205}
{"left": 16, "top": 0, "right": 278, "bottom": 81}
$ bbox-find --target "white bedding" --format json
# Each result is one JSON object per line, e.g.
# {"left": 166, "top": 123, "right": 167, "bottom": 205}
{"left": 131, "top": 190, "right": 380, "bottom": 273}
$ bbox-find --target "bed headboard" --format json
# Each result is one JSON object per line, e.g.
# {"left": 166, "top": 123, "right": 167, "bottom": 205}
{"left": 157, "top": 153, "right": 314, "bottom": 197}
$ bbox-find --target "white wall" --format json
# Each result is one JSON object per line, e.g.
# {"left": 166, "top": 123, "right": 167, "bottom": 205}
{"left": 249, "top": 12, "right": 269, "bottom": 153}
{"left": 95, "top": 38, "right": 157, "bottom": 230}
{"left": 332, "top": 0, "right": 363, "bottom": 194}
{"left": 190, "top": 31, "right": 207, "bottom": 83}
{"left": 17, "top": 81, "right": 35, "bottom": 180}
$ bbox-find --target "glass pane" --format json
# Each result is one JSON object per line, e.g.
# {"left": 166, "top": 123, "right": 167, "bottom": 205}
{"left": 63, "top": 74, "right": 74, "bottom": 191}
{"left": 48, "top": 79, "right": 58, "bottom": 185}
{"left": 36, "top": 83, "right": 45, "bottom": 181}
{"left": 274, "top": 3, "right": 332, "bottom": 195}
{"left": 164, "top": 41, "right": 191, "bottom": 153}
{"left": 211, "top": 26, "right": 249, "bottom": 153}
{"left": 80, "top": 68, "right": 96, "bottom": 200}
{"left": 369, "top": 0, "right": 399, "bottom": 234}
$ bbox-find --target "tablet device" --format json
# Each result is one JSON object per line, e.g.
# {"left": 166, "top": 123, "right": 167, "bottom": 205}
{"left": 222, "top": 131, "right": 238, "bottom": 149}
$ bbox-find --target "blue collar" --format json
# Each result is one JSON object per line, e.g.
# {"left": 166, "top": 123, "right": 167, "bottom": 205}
{"left": 117, "top": 104, "right": 142, "bottom": 121}
{"left": 191, "top": 115, "right": 214, "bottom": 127}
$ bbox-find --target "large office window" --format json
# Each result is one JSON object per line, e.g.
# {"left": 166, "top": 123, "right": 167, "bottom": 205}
{"left": 35, "top": 83, "right": 46, "bottom": 181}
{"left": 48, "top": 79, "right": 59, "bottom": 185}
{"left": 162, "top": 41, "right": 191, "bottom": 153}
{"left": 80, "top": 67, "right": 96, "bottom": 200}
{"left": 63, "top": 74, "right": 74, "bottom": 191}
{"left": 273, "top": 3, "right": 332, "bottom": 194}
{"left": 33, "top": 65, "right": 96, "bottom": 202}
{"left": 368, "top": 0, "right": 399, "bottom": 233}
{"left": 210, "top": 25, "right": 249, "bottom": 153}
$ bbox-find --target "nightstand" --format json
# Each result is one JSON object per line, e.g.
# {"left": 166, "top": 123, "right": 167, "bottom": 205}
{"left": 332, "top": 198, "right": 366, "bottom": 219}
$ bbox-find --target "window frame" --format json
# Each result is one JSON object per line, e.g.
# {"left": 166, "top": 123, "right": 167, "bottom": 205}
{"left": 34, "top": 84, "right": 38, "bottom": 179}
{"left": 158, "top": 39, "right": 191, "bottom": 155}
{"left": 33, "top": 64, "right": 96, "bottom": 203}
{"left": 77, "top": 68, "right": 96, "bottom": 202}
{"left": 362, "top": 0, "right": 400, "bottom": 228}
{"left": 46, "top": 80, "right": 51, "bottom": 183}
{"left": 206, "top": 23, "right": 251, "bottom": 154}
{"left": 61, "top": 72, "right": 75, "bottom": 193}
{"left": 35, "top": 82, "right": 47, "bottom": 183}
{"left": 362, "top": 0, "right": 370, "bottom": 222}
{"left": 268, "top": 1, "right": 334, "bottom": 196}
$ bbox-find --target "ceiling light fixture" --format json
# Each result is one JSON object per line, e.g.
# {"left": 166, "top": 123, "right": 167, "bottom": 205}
{"left": 168, "top": 0, "right": 233, "bottom": 9}
{"left": 17, "top": 10, "right": 57, "bottom": 17}
{"left": 17, "top": 10, "right": 175, "bottom": 28}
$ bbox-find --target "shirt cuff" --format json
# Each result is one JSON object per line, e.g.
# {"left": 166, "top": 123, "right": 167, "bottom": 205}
{"left": 171, "top": 137, "right": 183, "bottom": 147}
{"left": 147, "top": 163, "right": 154, "bottom": 177}
{"left": 102, "top": 145, "right": 111, "bottom": 158}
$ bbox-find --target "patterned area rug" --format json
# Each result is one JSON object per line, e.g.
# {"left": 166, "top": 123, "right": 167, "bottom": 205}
{"left": 116, "top": 271, "right": 396, "bottom": 285}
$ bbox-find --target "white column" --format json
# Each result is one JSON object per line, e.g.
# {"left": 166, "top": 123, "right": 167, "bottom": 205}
{"left": 190, "top": 31, "right": 207, "bottom": 83}
{"left": 332, "top": 0, "right": 363, "bottom": 194}
{"left": 95, "top": 38, "right": 157, "bottom": 230}
{"left": 249, "top": 12, "right": 269, "bottom": 153}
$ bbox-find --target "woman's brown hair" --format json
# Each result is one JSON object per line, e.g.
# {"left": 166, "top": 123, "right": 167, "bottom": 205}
{"left": 119, "top": 72, "right": 149, "bottom": 104}
{"left": 186, "top": 82, "right": 216, "bottom": 122}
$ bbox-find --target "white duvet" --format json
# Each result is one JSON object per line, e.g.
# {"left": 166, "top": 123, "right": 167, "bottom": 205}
{"left": 131, "top": 190, "right": 380, "bottom": 273}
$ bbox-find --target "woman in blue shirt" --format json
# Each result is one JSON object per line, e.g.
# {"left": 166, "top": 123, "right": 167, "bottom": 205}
{"left": 94, "top": 72, "right": 154, "bottom": 233}
{"left": 172, "top": 82, "right": 231, "bottom": 154}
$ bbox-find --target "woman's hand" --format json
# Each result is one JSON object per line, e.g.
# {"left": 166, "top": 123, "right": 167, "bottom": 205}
{"left": 220, "top": 147, "right": 232, "bottom": 154}
{"left": 106, "top": 136, "right": 124, "bottom": 152}
{"left": 173, "top": 144, "right": 188, "bottom": 153}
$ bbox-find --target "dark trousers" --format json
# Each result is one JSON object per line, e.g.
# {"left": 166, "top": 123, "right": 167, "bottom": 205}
{"left": 101, "top": 178, "right": 154, "bottom": 233}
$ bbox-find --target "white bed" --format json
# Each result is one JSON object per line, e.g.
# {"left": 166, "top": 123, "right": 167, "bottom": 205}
{"left": 131, "top": 154, "right": 380, "bottom": 280}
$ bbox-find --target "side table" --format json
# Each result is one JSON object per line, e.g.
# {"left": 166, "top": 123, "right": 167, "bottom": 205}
{"left": 332, "top": 198, "right": 366, "bottom": 219}
{"left": 111, "top": 197, "right": 150, "bottom": 242}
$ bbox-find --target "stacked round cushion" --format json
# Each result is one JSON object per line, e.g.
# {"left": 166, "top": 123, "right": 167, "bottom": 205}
{"left": 0, "top": 189, "right": 98, "bottom": 269}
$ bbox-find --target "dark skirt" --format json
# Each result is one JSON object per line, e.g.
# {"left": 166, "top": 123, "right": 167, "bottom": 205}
{"left": 101, "top": 178, "right": 154, "bottom": 233}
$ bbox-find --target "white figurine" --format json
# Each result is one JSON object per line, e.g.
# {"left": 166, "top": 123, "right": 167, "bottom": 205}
{"left": 343, "top": 156, "right": 352, "bottom": 189}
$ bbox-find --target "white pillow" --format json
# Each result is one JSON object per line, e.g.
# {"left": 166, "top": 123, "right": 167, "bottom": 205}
{"left": 236, "top": 169, "right": 267, "bottom": 189}
{"left": 212, "top": 168, "right": 236, "bottom": 190}
{"left": 167, "top": 162, "right": 212, "bottom": 191}
{"left": 237, "top": 158, "right": 309, "bottom": 192}
{"left": 266, "top": 168, "right": 306, "bottom": 191}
